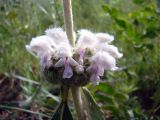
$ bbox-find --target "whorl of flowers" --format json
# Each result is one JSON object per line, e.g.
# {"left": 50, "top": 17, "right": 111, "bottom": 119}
{"left": 26, "top": 28, "right": 123, "bottom": 85}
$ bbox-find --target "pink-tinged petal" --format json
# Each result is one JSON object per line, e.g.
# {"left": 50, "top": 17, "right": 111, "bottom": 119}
{"left": 86, "top": 65, "right": 93, "bottom": 73}
{"left": 90, "top": 51, "right": 118, "bottom": 71}
{"left": 55, "top": 43, "right": 72, "bottom": 59}
{"left": 95, "top": 33, "right": 114, "bottom": 43}
{"left": 68, "top": 57, "right": 79, "bottom": 66}
{"left": 90, "top": 73, "right": 100, "bottom": 85}
{"left": 75, "top": 65, "right": 84, "bottom": 74}
{"left": 78, "top": 49, "right": 85, "bottom": 64}
{"left": 26, "top": 35, "right": 56, "bottom": 58}
{"left": 100, "top": 52, "right": 117, "bottom": 70}
{"left": 63, "top": 59, "right": 73, "bottom": 79}
{"left": 25, "top": 45, "right": 36, "bottom": 57}
{"left": 45, "top": 28, "right": 69, "bottom": 45}
{"left": 54, "top": 58, "right": 64, "bottom": 67}
{"left": 79, "top": 50, "right": 85, "bottom": 60}
{"left": 40, "top": 55, "right": 53, "bottom": 70}
{"left": 96, "top": 44, "right": 123, "bottom": 59}
{"left": 86, "top": 63, "right": 101, "bottom": 85}
{"left": 97, "top": 67, "right": 104, "bottom": 76}
{"left": 111, "top": 67, "right": 118, "bottom": 71}
{"left": 40, "top": 55, "right": 48, "bottom": 70}
{"left": 76, "top": 29, "right": 97, "bottom": 52}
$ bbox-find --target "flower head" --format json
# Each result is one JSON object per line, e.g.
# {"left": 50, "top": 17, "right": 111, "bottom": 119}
{"left": 26, "top": 27, "right": 122, "bottom": 86}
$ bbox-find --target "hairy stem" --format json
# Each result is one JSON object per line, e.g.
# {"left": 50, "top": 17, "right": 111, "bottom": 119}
{"left": 62, "top": 0, "right": 85, "bottom": 119}
{"left": 71, "top": 87, "right": 85, "bottom": 120}
{"left": 62, "top": 0, "right": 75, "bottom": 46}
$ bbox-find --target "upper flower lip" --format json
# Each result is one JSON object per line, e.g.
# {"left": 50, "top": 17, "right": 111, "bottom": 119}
{"left": 95, "top": 33, "right": 114, "bottom": 43}
{"left": 95, "top": 43, "right": 123, "bottom": 59}
{"left": 26, "top": 35, "right": 57, "bottom": 58}
{"left": 45, "top": 28, "right": 69, "bottom": 45}
{"left": 76, "top": 29, "right": 97, "bottom": 50}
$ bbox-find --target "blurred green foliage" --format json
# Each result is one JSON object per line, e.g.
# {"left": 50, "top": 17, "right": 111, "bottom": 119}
{"left": 0, "top": 0, "right": 160, "bottom": 119}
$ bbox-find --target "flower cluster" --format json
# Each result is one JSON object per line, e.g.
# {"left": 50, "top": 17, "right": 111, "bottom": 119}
{"left": 26, "top": 28, "right": 122, "bottom": 85}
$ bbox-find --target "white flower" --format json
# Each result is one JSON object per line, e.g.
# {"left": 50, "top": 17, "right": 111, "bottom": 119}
{"left": 45, "top": 28, "right": 69, "bottom": 45}
{"left": 75, "top": 29, "right": 97, "bottom": 64}
{"left": 26, "top": 27, "right": 122, "bottom": 85}
{"left": 95, "top": 43, "right": 123, "bottom": 59}
{"left": 26, "top": 35, "right": 58, "bottom": 70}
{"left": 40, "top": 54, "right": 53, "bottom": 70}
{"left": 26, "top": 35, "right": 57, "bottom": 57}
{"left": 55, "top": 43, "right": 72, "bottom": 59}
{"left": 87, "top": 51, "right": 118, "bottom": 84}
{"left": 86, "top": 62, "right": 101, "bottom": 85}
{"left": 45, "top": 28, "right": 73, "bottom": 59}
{"left": 90, "top": 73, "right": 101, "bottom": 85}
{"left": 95, "top": 33, "right": 114, "bottom": 43}
{"left": 75, "top": 65, "right": 84, "bottom": 74}
{"left": 92, "top": 51, "right": 118, "bottom": 71}
{"left": 76, "top": 29, "right": 97, "bottom": 50}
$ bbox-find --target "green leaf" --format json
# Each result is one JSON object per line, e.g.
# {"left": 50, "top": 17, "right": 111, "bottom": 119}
{"left": 102, "top": 5, "right": 119, "bottom": 18}
{"left": 95, "top": 94, "right": 113, "bottom": 104}
{"left": 142, "top": 28, "right": 157, "bottom": 38}
{"left": 114, "top": 92, "right": 129, "bottom": 101}
{"left": 133, "top": 0, "right": 145, "bottom": 4}
{"left": 0, "top": 24, "right": 12, "bottom": 37}
{"left": 103, "top": 105, "right": 119, "bottom": 116}
{"left": 82, "top": 87, "right": 104, "bottom": 120}
{"left": 102, "top": 5, "right": 111, "bottom": 13}
{"left": 115, "top": 18, "right": 126, "bottom": 29}
{"left": 97, "top": 83, "right": 115, "bottom": 95}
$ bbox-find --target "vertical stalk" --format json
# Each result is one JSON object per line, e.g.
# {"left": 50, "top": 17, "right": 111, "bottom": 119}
{"left": 62, "top": 0, "right": 85, "bottom": 119}
{"left": 62, "top": 0, "right": 75, "bottom": 46}
{"left": 71, "top": 87, "right": 85, "bottom": 120}
{"left": 61, "top": 85, "right": 69, "bottom": 102}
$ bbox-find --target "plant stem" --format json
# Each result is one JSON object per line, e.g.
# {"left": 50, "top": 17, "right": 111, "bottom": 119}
{"left": 62, "top": 0, "right": 85, "bottom": 119}
{"left": 71, "top": 87, "right": 85, "bottom": 120}
{"left": 62, "top": 0, "right": 75, "bottom": 46}
{"left": 61, "top": 85, "right": 69, "bottom": 102}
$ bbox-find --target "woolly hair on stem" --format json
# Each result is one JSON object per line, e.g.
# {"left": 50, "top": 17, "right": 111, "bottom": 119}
{"left": 62, "top": 0, "right": 75, "bottom": 46}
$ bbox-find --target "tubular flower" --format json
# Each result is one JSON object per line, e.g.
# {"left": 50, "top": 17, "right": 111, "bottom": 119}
{"left": 26, "top": 28, "right": 122, "bottom": 86}
{"left": 54, "top": 57, "right": 78, "bottom": 79}
{"left": 87, "top": 51, "right": 118, "bottom": 85}
{"left": 75, "top": 29, "right": 97, "bottom": 64}
{"left": 26, "top": 35, "right": 57, "bottom": 70}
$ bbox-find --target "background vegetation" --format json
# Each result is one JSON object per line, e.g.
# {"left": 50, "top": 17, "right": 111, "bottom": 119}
{"left": 0, "top": 0, "right": 160, "bottom": 119}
